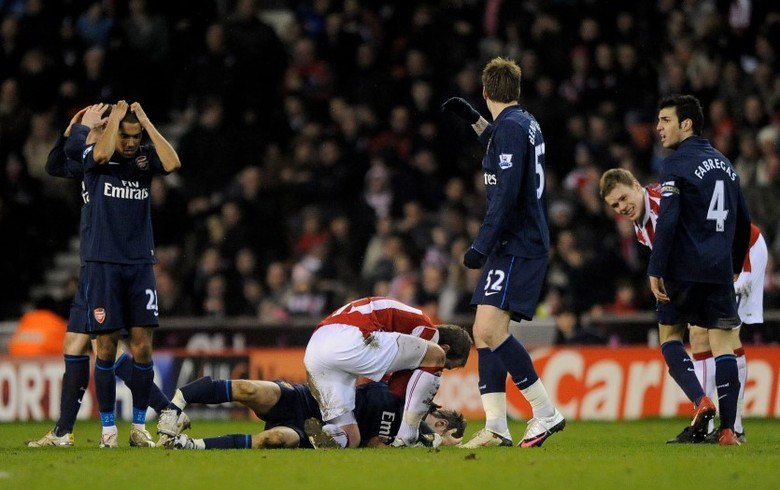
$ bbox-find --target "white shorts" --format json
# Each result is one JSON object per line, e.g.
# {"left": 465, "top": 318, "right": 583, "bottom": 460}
{"left": 303, "top": 324, "right": 428, "bottom": 421}
{"left": 735, "top": 234, "right": 767, "bottom": 324}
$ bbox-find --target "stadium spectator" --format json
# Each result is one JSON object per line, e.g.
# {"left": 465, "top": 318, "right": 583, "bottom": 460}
{"left": 0, "top": 0, "right": 778, "bottom": 342}
{"left": 8, "top": 297, "right": 66, "bottom": 356}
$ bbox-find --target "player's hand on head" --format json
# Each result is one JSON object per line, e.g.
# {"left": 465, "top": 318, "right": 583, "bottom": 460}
{"left": 115, "top": 100, "right": 129, "bottom": 117}
{"left": 130, "top": 102, "right": 150, "bottom": 126}
{"left": 442, "top": 97, "right": 481, "bottom": 124}
{"left": 463, "top": 247, "right": 486, "bottom": 269}
{"left": 71, "top": 107, "right": 88, "bottom": 124}
{"left": 82, "top": 103, "right": 109, "bottom": 128}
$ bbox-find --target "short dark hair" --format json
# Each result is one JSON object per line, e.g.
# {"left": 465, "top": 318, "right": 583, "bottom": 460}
{"left": 599, "top": 168, "right": 640, "bottom": 199}
{"left": 658, "top": 94, "right": 704, "bottom": 135}
{"left": 121, "top": 110, "right": 140, "bottom": 125}
{"left": 436, "top": 324, "right": 473, "bottom": 367}
{"left": 431, "top": 408, "right": 467, "bottom": 439}
{"left": 482, "top": 57, "right": 522, "bottom": 103}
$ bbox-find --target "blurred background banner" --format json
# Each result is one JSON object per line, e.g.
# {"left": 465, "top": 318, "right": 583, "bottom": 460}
{"left": 3, "top": 346, "right": 779, "bottom": 422}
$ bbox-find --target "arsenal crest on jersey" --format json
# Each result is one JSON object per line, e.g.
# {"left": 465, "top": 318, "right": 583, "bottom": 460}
{"left": 135, "top": 155, "right": 148, "bottom": 170}
{"left": 93, "top": 308, "right": 106, "bottom": 324}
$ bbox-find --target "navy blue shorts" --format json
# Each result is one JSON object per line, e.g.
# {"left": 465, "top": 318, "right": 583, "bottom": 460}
{"left": 82, "top": 262, "right": 159, "bottom": 333}
{"left": 67, "top": 287, "right": 89, "bottom": 334}
{"left": 262, "top": 381, "right": 321, "bottom": 448}
{"left": 471, "top": 254, "right": 548, "bottom": 321}
{"left": 656, "top": 279, "right": 741, "bottom": 329}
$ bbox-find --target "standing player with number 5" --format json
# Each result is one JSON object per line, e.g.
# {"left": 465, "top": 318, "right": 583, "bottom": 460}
{"left": 649, "top": 95, "right": 751, "bottom": 446}
{"left": 442, "top": 57, "right": 564, "bottom": 448}
{"left": 76, "top": 100, "right": 181, "bottom": 447}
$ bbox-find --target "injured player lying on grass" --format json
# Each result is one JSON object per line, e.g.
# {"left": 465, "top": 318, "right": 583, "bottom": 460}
{"left": 156, "top": 376, "right": 465, "bottom": 449}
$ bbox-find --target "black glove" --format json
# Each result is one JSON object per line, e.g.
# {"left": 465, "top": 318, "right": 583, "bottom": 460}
{"left": 463, "top": 247, "right": 487, "bottom": 269}
{"left": 441, "top": 97, "right": 481, "bottom": 124}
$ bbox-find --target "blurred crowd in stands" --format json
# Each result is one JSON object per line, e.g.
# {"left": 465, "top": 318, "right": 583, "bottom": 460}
{"left": 1, "top": 0, "right": 779, "bottom": 344}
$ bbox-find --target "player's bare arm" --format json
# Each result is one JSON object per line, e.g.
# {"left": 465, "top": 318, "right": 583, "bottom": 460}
{"left": 130, "top": 101, "right": 181, "bottom": 172}
{"left": 472, "top": 117, "right": 489, "bottom": 136}
{"left": 93, "top": 100, "right": 128, "bottom": 164}
{"left": 64, "top": 107, "right": 88, "bottom": 137}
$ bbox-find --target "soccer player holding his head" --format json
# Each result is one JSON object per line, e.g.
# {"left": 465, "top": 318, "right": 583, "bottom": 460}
{"left": 157, "top": 376, "right": 466, "bottom": 450}
{"left": 28, "top": 104, "right": 173, "bottom": 448}
{"left": 298, "top": 296, "right": 472, "bottom": 448}
{"left": 646, "top": 94, "right": 751, "bottom": 446}
{"left": 442, "top": 57, "right": 564, "bottom": 448}
{"left": 601, "top": 168, "right": 763, "bottom": 444}
{"left": 71, "top": 100, "right": 181, "bottom": 447}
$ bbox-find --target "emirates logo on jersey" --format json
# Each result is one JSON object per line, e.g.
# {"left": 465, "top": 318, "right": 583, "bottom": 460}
{"left": 93, "top": 308, "right": 106, "bottom": 324}
{"left": 135, "top": 155, "right": 148, "bottom": 170}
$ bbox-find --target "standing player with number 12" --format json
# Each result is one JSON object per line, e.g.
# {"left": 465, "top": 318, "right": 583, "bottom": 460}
{"left": 442, "top": 57, "right": 564, "bottom": 448}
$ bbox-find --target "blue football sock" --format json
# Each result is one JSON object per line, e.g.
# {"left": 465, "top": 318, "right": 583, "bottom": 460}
{"left": 54, "top": 355, "right": 90, "bottom": 437}
{"left": 113, "top": 352, "right": 169, "bottom": 413}
{"left": 179, "top": 376, "right": 232, "bottom": 407}
{"left": 203, "top": 434, "right": 252, "bottom": 449}
{"left": 661, "top": 340, "right": 704, "bottom": 404}
{"left": 94, "top": 357, "right": 116, "bottom": 426}
{"left": 477, "top": 347, "right": 507, "bottom": 395}
{"left": 715, "top": 354, "right": 740, "bottom": 430}
{"left": 492, "top": 335, "right": 539, "bottom": 390}
{"left": 129, "top": 361, "right": 154, "bottom": 422}
{"left": 148, "top": 382, "right": 171, "bottom": 414}
{"left": 113, "top": 352, "right": 132, "bottom": 382}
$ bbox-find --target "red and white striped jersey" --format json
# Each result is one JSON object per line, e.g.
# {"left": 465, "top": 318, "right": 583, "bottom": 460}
{"left": 317, "top": 296, "right": 438, "bottom": 342}
{"left": 634, "top": 183, "right": 661, "bottom": 249}
{"left": 636, "top": 183, "right": 761, "bottom": 273}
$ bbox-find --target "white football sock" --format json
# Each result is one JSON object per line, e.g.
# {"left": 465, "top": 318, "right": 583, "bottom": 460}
{"left": 520, "top": 379, "right": 555, "bottom": 418}
{"left": 321, "top": 424, "right": 348, "bottom": 448}
{"left": 171, "top": 389, "right": 187, "bottom": 411}
{"left": 735, "top": 353, "right": 747, "bottom": 434}
{"left": 481, "top": 392, "right": 509, "bottom": 437}
{"left": 705, "top": 356, "right": 717, "bottom": 433}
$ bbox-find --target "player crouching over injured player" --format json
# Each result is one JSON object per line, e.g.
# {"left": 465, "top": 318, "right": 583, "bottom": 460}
{"left": 157, "top": 377, "right": 466, "bottom": 449}
{"left": 301, "top": 297, "right": 472, "bottom": 449}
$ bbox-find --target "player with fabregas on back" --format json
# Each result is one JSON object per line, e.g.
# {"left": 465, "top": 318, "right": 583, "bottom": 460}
{"left": 647, "top": 94, "right": 751, "bottom": 446}
{"left": 601, "top": 167, "right": 763, "bottom": 444}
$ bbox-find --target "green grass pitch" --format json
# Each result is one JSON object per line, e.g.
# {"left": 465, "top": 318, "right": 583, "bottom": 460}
{"left": 2, "top": 419, "right": 778, "bottom": 489}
